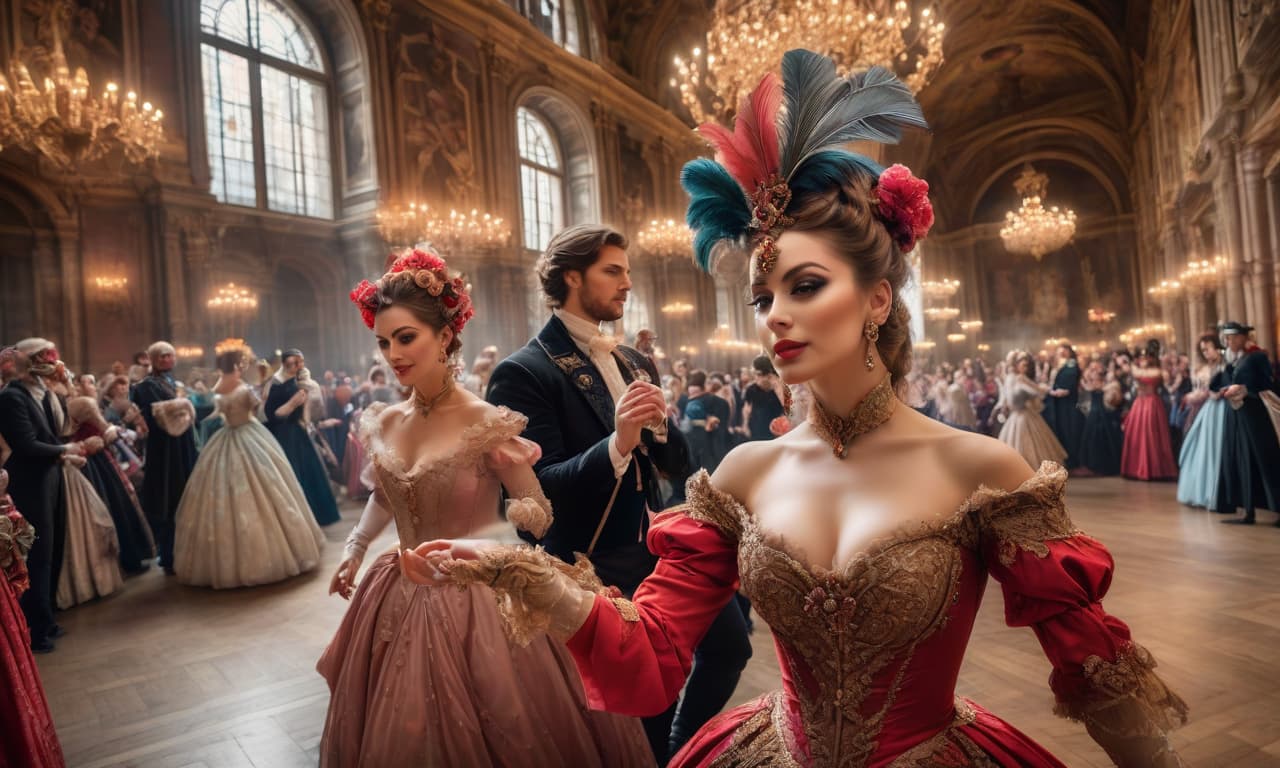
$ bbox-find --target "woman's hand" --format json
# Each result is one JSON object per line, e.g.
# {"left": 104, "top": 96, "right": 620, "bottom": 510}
{"left": 400, "top": 538, "right": 497, "bottom": 585}
{"left": 329, "top": 555, "right": 363, "bottom": 599}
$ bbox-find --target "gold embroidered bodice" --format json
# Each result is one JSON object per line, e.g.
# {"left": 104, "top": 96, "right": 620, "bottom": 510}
{"left": 360, "top": 403, "right": 530, "bottom": 549}
{"left": 683, "top": 464, "right": 1078, "bottom": 767}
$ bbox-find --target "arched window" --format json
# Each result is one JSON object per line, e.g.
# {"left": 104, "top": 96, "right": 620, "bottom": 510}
{"left": 200, "top": 0, "right": 333, "bottom": 218}
{"left": 507, "top": 0, "right": 581, "bottom": 54}
{"left": 517, "top": 107, "right": 565, "bottom": 252}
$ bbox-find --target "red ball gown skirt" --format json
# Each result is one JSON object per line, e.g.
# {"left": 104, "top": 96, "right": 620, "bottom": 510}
{"left": 0, "top": 575, "right": 65, "bottom": 767}
{"left": 1121, "top": 393, "right": 1178, "bottom": 480}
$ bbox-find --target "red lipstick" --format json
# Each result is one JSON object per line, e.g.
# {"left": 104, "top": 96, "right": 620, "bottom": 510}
{"left": 773, "top": 340, "right": 808, "bottom": 361}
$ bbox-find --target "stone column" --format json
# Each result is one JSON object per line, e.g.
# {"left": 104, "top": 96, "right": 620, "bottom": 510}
{"left": 1240, "top": 144, "right": 1275, "bottom": 351}
{"left": 1269, "top": 171, "right": 1280, "bottom": 346}
{"left": 1215, "top": 137, "right": 1248, "bottom": 321}
{"left": 1160, "top": 223, "right": 1189, "bottom": 350}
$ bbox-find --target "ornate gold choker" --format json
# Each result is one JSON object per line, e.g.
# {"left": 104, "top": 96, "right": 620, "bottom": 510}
{"left": 809, "top": 374, "right": 897, "bottom": 459}
{"left": 411, "top": 375, "right": 455, "bottom": 420}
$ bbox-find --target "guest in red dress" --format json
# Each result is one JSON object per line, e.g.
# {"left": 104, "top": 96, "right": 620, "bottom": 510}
{"left": 0, "top": 469, "right": 66, "bottom": 768}
{"left": 1121, "top": 343, "right": 1179, "bottom": 481}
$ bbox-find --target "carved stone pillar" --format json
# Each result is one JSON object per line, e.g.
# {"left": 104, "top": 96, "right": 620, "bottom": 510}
{"left": 1240, "top": 144, "right": 1275, "bottom": 350}
{"left": 1159, "top": 224, "right": 1189, "bottom": 350}
{"left": 591, "top": 100, "right": 621, "bottom": 223}
{"left": 1215, "top": 137, "right": 1248, "bottom": 321}
{"left": 1269, "top": 170, "right": 1280, "bottom": 346}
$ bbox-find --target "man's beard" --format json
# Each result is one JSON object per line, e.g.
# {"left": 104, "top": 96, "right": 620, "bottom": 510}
{"left": 1224, "top": 346, "right": 1242, "bottom": 363}
{"left": 582, "top": 289, "right": 625, "bottom": 322}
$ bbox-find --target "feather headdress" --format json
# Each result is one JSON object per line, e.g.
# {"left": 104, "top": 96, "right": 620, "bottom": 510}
{"left": 682, "top": 49, "right": 932, "bottom": 275}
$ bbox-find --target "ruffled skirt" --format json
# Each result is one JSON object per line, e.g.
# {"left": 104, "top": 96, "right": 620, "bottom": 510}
{"left": 56, "top": 466, "right": 123, "bottom": 609}
{"left": 998, "top": 406, "right": 1067, "bottom": 470}
{"left": 174, "top": 420, "right": 325, "bottom": 588}
{"left": 316, "top": 552, "right": 653, "bottom": 768}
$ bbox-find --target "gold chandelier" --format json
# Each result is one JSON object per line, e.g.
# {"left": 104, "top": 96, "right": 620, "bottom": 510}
{"left": 1178, "top": 255, "right": 1227, "bottom": 294}
{"left": 999, "top": 164, "right": 1077, "bottom": 260}
{"left": 0, "top": 11, "right": 163, "bottom": 172}
{"left": 672, "top": 0, "right": 945, "bottom": 123}
{"left": 661, "top": 301, "right": 695, "bottom": 316}
{"left": 637, "top": 218, "right": 693, "bottom": 259}
{"left": 376, "top": 201, "right": 510, "bottom": 254}
{"left": 920, "top": 278, "right": 959, "bottom": 302}
{"left": 207, "top": 283, "right": 259, "bottom": 313}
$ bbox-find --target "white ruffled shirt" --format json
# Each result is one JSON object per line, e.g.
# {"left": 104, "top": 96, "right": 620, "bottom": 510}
{"left": 554, "top": 308, "right": 634, "bottom": 478}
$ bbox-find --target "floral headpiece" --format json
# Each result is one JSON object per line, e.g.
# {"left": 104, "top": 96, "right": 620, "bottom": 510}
{"left": 682, "top": 49, "right": 933, "bottom": 278}
{"left": 348, "top": 247, "right": 475, "bottom": 335}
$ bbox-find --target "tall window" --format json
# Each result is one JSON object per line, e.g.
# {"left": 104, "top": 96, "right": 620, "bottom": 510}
{"left": 507, "top": 0, "right": 580, "bottom": 54}
{"left": 517, "top": 107, "right": 565, "bottom": 252}
{"left": 200, "top": 0, "right": 333, "bottom": 218}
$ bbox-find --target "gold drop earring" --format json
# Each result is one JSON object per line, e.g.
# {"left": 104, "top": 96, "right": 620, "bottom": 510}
{"left": 864, "top": 320, "right": 880, "bottom": 371}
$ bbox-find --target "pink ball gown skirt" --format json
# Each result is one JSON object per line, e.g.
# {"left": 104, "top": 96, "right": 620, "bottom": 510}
{"left": 316, "top": 552, "right": 654, "bottom": 768}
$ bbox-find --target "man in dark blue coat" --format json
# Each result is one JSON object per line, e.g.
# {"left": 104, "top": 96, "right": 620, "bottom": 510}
{"left": 1214, "top": 322, "right": 1280, "bottom": 524}
{"left": 487, "top": 224, "right": 750, "bottom": 764}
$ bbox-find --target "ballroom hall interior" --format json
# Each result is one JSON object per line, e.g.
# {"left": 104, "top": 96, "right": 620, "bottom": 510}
{"left": 2, "top": 0, "right": 1280, "bottom": 766}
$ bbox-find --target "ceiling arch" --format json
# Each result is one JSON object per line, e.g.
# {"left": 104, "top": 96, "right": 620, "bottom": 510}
{"left": 968, "top": 152, "right": 1126, "bottom": 227}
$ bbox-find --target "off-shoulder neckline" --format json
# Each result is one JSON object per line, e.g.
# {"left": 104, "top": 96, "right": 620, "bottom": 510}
{"left": 362, "top": 403, "right": 526, "bottom": 477}
{"left": 689, "top": 462, "right": 1066, "bottom": 583}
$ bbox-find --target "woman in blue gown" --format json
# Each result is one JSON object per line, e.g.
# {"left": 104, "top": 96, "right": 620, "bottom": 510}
{"left": 1177, "top": 334, "right": 1228, "bottom": 509}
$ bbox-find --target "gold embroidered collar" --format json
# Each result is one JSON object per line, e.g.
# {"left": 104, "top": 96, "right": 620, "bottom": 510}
{"left": 809, "top": 374, "right": 896, "bottom": 459}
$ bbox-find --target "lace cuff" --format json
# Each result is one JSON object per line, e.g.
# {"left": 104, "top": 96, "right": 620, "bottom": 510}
{"left": 505, "top": 488, "right": 553, "bottom": 538}
{"left": 1055, "top": 643, "right": 1188, "bottom": 767}
{"left": 443, "top": 546, "right": 634, "bottom": 645}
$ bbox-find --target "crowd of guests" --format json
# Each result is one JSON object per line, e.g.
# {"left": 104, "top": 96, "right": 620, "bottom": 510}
{"left": 0, "top": 337, "right": 389, "bottom": 664}
{"left": 898, "top": 322, "right": 1280, "bottom": 525}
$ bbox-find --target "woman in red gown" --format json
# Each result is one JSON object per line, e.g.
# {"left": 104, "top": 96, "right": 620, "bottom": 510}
{"left": 0, "top": 469, "right": 66, "bottom": 768}
{"left": 1120, "top": 344, "right": 1178, "bottom": 481}
{"left": 406, "top": 52, "right": 1187, "bottom": 767}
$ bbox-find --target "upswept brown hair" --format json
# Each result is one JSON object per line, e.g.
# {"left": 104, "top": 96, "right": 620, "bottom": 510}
{"left": 786, "top": 169, "right": 913, "bottom": 391}
{"left": 536, "top": 224, "right": 628, "bottom": 308}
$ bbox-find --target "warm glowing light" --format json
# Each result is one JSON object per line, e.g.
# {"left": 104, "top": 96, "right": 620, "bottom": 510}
{"left": 1000, "top": 164, "right": 1076, "bottom": 260}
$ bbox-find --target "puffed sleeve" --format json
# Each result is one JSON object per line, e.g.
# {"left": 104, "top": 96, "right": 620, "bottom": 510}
{"left": 974, "top": 463, "right": 1187, "bottom": 766}
{"left": 444, "top": 470, "right": 741, "bottom": 717}
{"left": 479, "top": 408, "right": 554, "bottom": 538}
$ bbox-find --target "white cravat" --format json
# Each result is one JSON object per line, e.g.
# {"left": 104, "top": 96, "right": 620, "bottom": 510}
{"left": 555, "top": 309, "right": 633, "bottom": 476}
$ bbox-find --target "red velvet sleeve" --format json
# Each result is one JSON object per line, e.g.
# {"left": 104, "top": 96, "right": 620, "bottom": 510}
{"left": 976, "top": 463, "right": 1187, "bottom": 765}
{"left": 566, "top": 473, "right": 742, "bottom": 717}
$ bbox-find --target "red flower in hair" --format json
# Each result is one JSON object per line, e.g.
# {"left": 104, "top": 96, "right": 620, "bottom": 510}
{"left": 391, "top": 248, "right": 446, "bottom": 274}
{"left": 875, "top": 164, "right": 934, "bottom": 253}
{"left": 349, "top": 279, "right": 379, "bottom": 329}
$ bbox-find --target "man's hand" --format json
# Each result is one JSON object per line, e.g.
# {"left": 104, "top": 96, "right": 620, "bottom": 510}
{"left": 614, "top": 381, "right": 667, "bottom": 455}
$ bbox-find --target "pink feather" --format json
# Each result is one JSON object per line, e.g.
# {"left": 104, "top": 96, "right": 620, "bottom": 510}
{"left": 696, "top": 72, "right": 782, "bottom": 191}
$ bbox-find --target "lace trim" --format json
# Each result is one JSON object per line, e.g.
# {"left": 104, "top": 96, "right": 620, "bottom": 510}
{"left": 444, "top": 546, "right": 635, "bottom": 645}
{"left": 707, "top": 692, "right": 803, "bottom": 768}
{"left": 361, "top": 403, "right": 527, "bottom": 477}
{"left": 1055, "top": 642, "right": 1189, "bottom": 731}
{"left": 681, "top": 470, "right": 745, "bottom": 541}
{"left": 505, "top": 488, "right": 554, "bottom": 538}
{"left": 886, "top": 699, "right": 1000, "bottom": 767}
{"left": 966, "top": 462, "right": 1079, "bottom": 566}
{"left": 809, "top": 373, "right": 897, "bottom": 459}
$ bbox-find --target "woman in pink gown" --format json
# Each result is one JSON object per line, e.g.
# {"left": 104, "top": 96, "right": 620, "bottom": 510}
{"left": 1121, "top": 345, "right": 1178, "bottom": 481}
{"left": 406, "top": 52, "right": 1186, "bottom": 767}
{"left": 317, "top": 248, "right": 651, "bottom": 767}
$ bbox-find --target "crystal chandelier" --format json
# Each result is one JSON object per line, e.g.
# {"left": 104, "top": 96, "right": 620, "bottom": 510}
{"left": 922, "top": 306, "right": 959, "bottom": 322}
{"left": 0, "top": 11, "right": 163, "bottom": 172}
{"left": 1146, "top": 279, "right": 1182, "bottom": 301}
{"left": 207, "top": 283, "right": 259, "bottom": 312}
{"left": 957, "top": 319, "right": 983, "bottom": 332}
{"left": 672, "top": 0, "right": 945, "bottom": 123}
{"left": 376, "top": 201, "right": 510, "bottom": 254}
{"left": 1178, "top": 255, "right": 1227, "bottom": 294}
{"left": 661, "top": 301, "right": 695, "bottom": 316}
{"left": 920, "top": 278, "right": 959, "bottom": 302}
{"left": 999, "top": 164, "right": 1077, "bottom": 260}
{"left": 637, "top": 218, "right": 693, "bottom": 259}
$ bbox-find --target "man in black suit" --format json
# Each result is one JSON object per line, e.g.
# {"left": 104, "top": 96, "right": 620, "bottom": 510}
{"left": 131, "top": 341, "right": 198, "bottom": 573}
{"left": 0, "top": 340, "right": 83, "bottom": 652}
{"left": 1214, "top": 321, "right": 1280, "bottom": 524}
{"left": 487, "top": 224, "right": 751, "bottom": 764}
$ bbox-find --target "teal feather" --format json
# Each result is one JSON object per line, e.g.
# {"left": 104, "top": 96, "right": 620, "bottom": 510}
{"left": 681, "top": 158, "right": 752, "bottom": 273}
{"left": 789, "top": 150, "right": 883, "bottom": 199}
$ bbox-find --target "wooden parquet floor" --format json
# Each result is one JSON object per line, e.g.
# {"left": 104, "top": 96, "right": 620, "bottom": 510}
{"left": 35, "top": 477, "right": 1280, "bottom": 767}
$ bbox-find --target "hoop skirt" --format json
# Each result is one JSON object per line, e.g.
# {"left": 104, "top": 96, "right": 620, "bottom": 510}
{"left": 316, "top": 405, "right": 652, "bottom": 767}
{"left": 1176, "top": 397, "right": 1226, "bottom": 509}
{"left": 997, "top": 376, "right": 1067, "bottom": 470}
{"left": 174, "top": 386, "right": 325, "bottom": 588}
{"left": 1121, "top": 376, "right": 1178, "bottom": 481}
